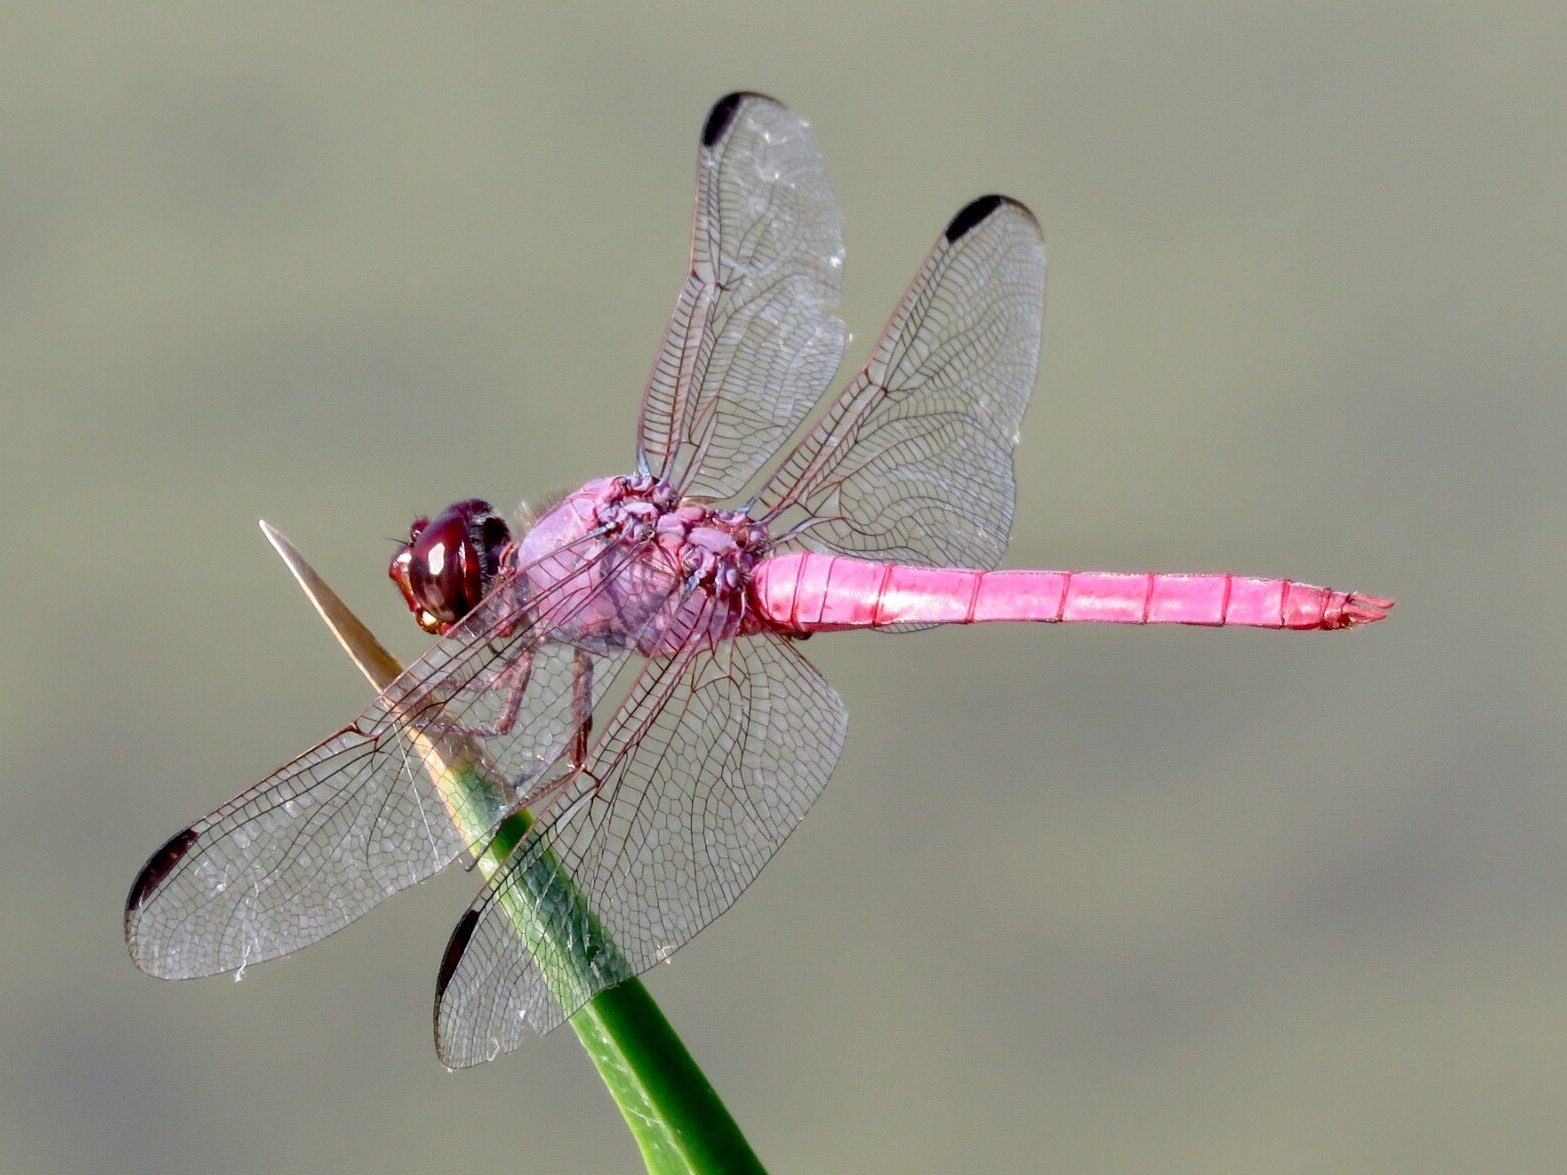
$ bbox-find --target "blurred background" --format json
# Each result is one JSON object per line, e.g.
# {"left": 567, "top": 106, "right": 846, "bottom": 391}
{"left": 4, "top": 4, "right": 1563, "bottom": 1171}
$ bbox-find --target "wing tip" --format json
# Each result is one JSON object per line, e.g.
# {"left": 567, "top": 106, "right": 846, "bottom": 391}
{"left": 125, "top": 826, "right": 200, "bottom": 976}
{"left": 433, "top": 907, "right": 483, "bottom": 1067}
{"left": 945, "top": 194, "right": 1035, "bottom": 243}
{"left": 702, "top": 91, "right": 781, "bottom": 147}
{"left": 126, "top": 826, "right": 199, "bottom": 917}
{"left": 435, "top": 907, "right": 481, "bottom": 1003}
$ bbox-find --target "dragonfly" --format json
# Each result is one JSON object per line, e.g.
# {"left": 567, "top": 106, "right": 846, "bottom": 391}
{"left": 126, "top": 92, "right": 1392, "bottom": 1068}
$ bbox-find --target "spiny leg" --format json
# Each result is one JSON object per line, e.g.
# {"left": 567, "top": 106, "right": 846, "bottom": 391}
{"left": 455, "top": 647, "right": 534, "bottom": 739}
{"left": 569, "top": 649, "right": 594, "bottom": 771}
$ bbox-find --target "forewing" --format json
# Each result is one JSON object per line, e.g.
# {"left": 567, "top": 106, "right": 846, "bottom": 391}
{"left": 433, "top": 624, "right": 846, "bottom": 1064}
{"left": 756, "top": 196, "right": 1045, "bottom": 570}
{"left": 125, "top": 544, "right": 648, "bottom": 981}
{"left": 636, "top": 92, "right": 847, "bottom": 501}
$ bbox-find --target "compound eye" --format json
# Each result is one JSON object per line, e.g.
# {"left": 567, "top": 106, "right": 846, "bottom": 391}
{"left": 387, "top": 500, "right": 510, "bottom": 635}
{"left": 411, "top": 509, "right": 483, "bottom": 629}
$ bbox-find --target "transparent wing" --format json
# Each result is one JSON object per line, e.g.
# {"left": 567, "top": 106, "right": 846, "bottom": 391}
{"left": 432, "top": 620, "right": 846, "bottom": 1064}
{"left": 755, "top": 196, "right": 1045, "bottom": 570}
{"left": 124, "top": 542, "right": 653, "bottom": 981}
{"left": 636, "top": 92, "right": 847, "bottom": 501}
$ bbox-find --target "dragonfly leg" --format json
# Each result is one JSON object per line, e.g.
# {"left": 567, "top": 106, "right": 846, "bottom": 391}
{"left": 569, "top": 649, "right": 594, "bottom": 770}
{"left": 454, "top": 648, "right": 534, "bottom": 738}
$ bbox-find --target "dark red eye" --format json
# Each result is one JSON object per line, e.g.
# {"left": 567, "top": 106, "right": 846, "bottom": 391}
{"left": 388, "top": 499, "right": 511, "bottom": 634}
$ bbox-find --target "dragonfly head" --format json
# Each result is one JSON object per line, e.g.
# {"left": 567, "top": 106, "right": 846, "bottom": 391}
{"left": 388, "top": 499, "right": 512, "bottom": 634}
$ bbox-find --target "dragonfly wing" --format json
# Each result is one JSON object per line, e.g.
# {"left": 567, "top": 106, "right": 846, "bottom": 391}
{"left": 636, "top": 92, "right": 847, "bottom": 501}
{"left": 125, "top": 546, "right": 645, "bottom": 980}
{"left": 756, "top": 196, "right": 1045, "bottom": 570}
{"left": 433, "top": 622, "right": 845, "bottom": 1065}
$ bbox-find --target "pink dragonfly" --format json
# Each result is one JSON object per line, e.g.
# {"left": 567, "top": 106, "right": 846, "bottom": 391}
{"left": 126, "top": 93, "right": 1391, "bottom": 1067}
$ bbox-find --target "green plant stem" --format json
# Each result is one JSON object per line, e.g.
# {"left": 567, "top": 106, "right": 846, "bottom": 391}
{"left": 480, "top": 809, "right": 764, "bottom": 1174}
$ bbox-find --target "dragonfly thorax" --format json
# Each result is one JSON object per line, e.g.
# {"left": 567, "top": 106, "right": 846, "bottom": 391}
{"left": 511, "top": 474, "right": 771, "bottom": 655}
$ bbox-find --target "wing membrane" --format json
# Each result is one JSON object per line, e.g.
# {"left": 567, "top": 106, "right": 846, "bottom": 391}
{"left": 125, "top": 542, "right": 654, "bottom": 980}
{"left": 756, "top": 196, "right": 1045, "bottom": 570}
{"left": 636, "top": 92, "right": 847, "bottom": 500}
{"left": 433, "top": 620, "right": 846, "bottom": 1065}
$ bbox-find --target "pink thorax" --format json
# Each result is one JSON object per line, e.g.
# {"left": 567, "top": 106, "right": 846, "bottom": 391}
{"left": 512, "top": 475, "right": 769, "bottom": 655}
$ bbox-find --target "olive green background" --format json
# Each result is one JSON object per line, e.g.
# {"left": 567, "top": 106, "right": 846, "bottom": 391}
{"left": 4, "top": 5, "right": 1562, "bottom": 1172}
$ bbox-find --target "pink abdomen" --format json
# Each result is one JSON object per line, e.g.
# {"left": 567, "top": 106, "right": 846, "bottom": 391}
{"left": 749, "top": 553, "right": 1392, "bottom": 634}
